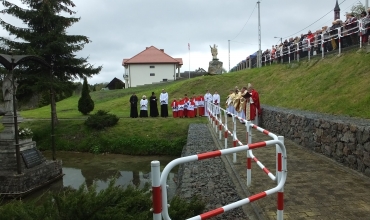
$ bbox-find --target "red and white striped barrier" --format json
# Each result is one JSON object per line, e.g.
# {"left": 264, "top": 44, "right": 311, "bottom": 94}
{"left": 151, "top": 139, "right": 287, "bottom": 220}
{"left": 206, "top": 102, "right": 287, "bottom": 219}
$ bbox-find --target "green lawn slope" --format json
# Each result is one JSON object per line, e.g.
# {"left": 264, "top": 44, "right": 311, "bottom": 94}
{"left": 16, "top": 48, "right": 370, "bottom": 155}
{"left": 22, "top": 48, "right": 370, "bottom": 120}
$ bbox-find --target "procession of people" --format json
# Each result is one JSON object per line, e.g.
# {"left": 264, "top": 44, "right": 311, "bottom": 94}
{"left": 129, "top": 84, "right": 261, "bottom": 124}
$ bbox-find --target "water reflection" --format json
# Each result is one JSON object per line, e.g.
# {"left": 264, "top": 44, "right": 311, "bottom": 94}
{"left": 25, "top": 152, "right": 177, "bottom": 200}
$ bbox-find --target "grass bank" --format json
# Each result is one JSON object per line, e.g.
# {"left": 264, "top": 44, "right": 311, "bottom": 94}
{"left": 25, "top": 117, "right": 205, "bottom": 155}
{"left": 14, "top": 48, "right": 370, "bottom": 155}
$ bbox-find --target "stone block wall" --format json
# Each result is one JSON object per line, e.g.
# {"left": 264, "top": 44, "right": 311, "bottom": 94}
{"left": 260, "top": 105, "right": 370, "bottom": 176}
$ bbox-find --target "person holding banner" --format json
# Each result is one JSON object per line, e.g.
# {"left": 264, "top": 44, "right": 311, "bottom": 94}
{"left": 212, "top": 91, "right": 220, "bottom": 116}
{"left": 160, "top": 89, "right": 169, "bottom": 117}
{"left": 197, "top": 94, "right": 205, "bottom": 116}
{"left": 171, "top": 98, "right": 178, "bottom": 118}
{"left": 204, "top": 90, "right": 213, "bottom": 116}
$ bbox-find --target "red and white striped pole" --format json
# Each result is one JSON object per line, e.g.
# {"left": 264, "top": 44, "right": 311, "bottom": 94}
{"left": 246, "top": 121, "right": 252, "bottom": 186}
{"left": 218, "top": 109, "right": 223, "bottom": 140}
{"left": 151, "top": 161, "right": 162, "bottom": 220}
{"left": 232, "top": 115, "right": 237, "bottom": 163}
{"left": 277, "top": 136, "right": 284, "bottom": 220}
{"left": 224, "top": 111, "right": 228, "bottom": 149}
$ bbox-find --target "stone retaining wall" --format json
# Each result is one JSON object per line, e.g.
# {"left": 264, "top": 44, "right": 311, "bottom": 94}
{"left": 260, "top": 105, "right": 370, "bottom": 176}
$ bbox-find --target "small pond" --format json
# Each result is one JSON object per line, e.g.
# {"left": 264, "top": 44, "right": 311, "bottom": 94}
{"left": 25, "top": 151, "right": 178, "bottom": 200}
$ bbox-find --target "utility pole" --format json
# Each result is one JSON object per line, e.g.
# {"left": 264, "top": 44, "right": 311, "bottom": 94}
{"left": 366, "top": 0, "right": 369, "bottom": 16}
{"left": 228, "top": 40, "right": 230, "bottom": 72}
{"left": 257, "top": 1, "right": 262, "bottom": 68}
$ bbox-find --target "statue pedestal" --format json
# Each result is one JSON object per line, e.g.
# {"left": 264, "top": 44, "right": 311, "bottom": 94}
{"left": 208, "top": 59, "right": 223, "bottom": 75}
{"left": 0, "top": 114, "right": 63, "bottom": 197}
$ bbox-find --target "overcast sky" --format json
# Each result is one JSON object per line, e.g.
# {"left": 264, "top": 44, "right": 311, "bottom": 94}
{"left": 0, "top": 0, "right": 366, "bottom": 84}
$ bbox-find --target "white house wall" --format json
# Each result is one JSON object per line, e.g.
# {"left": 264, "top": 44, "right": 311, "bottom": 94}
{"left": 129, "top": 64, "right": 176, "bottom": 87}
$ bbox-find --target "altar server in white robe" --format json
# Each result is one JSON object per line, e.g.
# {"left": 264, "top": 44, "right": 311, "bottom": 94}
{"left": 139, "top": 95, "right": 148, "bottom": 117}
{"left": 212, "top": 91, "right": 221, "bottom": 116}
{"left": 204, "top": 90, "right": 213, "bottom": 116}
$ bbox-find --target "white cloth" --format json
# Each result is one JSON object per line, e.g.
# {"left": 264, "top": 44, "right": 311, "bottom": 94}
{"left": 160, "top": 92, "right": 168, "bottom": 105}
{"left": 140, "top": 99, "right": 148, "bottom": 110}
{"left": 212, "top": 93, "right": 220, "bottom": 114}
{"left": 204, "top": 92, "right": 213, "bottom": 116}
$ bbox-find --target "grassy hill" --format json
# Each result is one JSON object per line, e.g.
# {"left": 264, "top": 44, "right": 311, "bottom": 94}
{"left": 16, "top": 48, "right": 370, "bottom": 155}
{"left": 22, "top": 48, "right": 370, "bottom": 120}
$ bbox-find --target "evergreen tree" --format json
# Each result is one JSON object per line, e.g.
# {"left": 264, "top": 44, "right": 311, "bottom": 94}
{"left": 0, "top": 0, "right": 102, "bottom": 123}
{"left": 78, "top": 77, "right": 94, "bottom": 115}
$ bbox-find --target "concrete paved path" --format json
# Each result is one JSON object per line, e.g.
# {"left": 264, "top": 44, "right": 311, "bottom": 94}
{"left": 209, "top": 118, "right": 370, "bottom": 220}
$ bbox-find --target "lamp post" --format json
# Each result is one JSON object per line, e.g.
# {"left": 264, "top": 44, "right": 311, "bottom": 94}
{"left": 274, "top": 37, "right": 282, "bottom": 44}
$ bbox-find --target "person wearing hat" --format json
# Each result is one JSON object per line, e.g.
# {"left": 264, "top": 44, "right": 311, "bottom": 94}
{"left": 159, "top": 89, "right": 169, "bottom": 117}
{"left": 139, "top": 95, "right": 148, "bottom": 117}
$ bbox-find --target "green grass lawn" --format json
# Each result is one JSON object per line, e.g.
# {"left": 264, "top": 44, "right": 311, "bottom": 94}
{"left": 14, "top": 48, "right": 370, "bottom": 155}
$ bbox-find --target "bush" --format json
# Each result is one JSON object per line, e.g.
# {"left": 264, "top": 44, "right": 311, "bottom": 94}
{"left": 84, "top": 110, "right": 119, "bottom": 130}
{"left": 0, "top": 180, "right": 205, "bottom": 220}
{"left": 78, "top": 77, "right": 94, "bottom": 115}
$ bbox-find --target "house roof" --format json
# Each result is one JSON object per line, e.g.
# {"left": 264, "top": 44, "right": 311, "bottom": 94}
{"left": 122, "top": 46, "right": 182, "bottom": 66}
{"left": 105, "top": 77, "right": 125, "bottom": 88}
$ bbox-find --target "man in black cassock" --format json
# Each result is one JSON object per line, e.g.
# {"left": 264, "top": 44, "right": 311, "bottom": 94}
{"left": 149, "top": 92, "right": 159, "bottom": 117}
{"left": 129, "top": 93, "right": 138, "bottom": 118}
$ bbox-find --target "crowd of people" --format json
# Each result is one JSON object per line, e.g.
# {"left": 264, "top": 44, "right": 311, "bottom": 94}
{"left": 238, "top": 9, "right": 370, "bottom": 69}
{"left": 263, "top": 10, "right": 370, "bottom": 64}
{"left": 129, "top": 84, "right": 261, "bottom": 126}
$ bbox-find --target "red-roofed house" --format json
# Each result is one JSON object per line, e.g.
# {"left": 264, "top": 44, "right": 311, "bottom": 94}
{"left": 122, "top": 46, "right": 183, "bottom": 87}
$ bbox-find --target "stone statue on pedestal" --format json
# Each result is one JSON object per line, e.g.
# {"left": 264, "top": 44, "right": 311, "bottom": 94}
{"left": 208, "top": 44, "right": 223, "bottom": 75}
{"left": 210, "top": 44, "right": 218, "bottom": 60}
{"left": 2, "top": 73, "right": 16, "bottom": 114}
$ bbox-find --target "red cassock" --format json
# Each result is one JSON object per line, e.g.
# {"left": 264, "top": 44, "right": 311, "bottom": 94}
{"left": 197, "top": 96, "right": 205, "bottom": 116}
{"left": 249, "top": 89, "right": 261, "bottom": 120}
{"left": 177, "top": 99, "right": 184, "bottom": 118}
{"left": 171, "top": 100, "right": 178, "bottom": 118}
{"left": 183, "top": 97, "right": 189, "bottom": 117}
{"left": 187, "top": 99, "right": 195, "bottom": 118}
{"left": 192, "top": 98, "right": 198, "bottom": 117}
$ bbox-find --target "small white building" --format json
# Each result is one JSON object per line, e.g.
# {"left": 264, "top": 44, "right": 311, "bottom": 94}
{"left": 122, "top": 46, "right": 183, "bottom": 87}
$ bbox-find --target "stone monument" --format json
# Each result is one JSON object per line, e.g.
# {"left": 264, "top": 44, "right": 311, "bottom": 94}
{"left": 0, "top": 54, "right": 62, "bottom": 197}
{"left": 208, "top": 44, "right": 223, "bottom": 75}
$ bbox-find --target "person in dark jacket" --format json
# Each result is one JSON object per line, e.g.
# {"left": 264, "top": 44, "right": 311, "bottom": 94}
{"left": 149, "top": 92, "right": 159, "bottom": 117}
{"left": 129, "top": 93, "right": 138, "bottom": 118}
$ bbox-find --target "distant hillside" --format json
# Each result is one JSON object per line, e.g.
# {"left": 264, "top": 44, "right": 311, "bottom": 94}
{"left": 21, "top": 48, "right": 370, "bottom": 119}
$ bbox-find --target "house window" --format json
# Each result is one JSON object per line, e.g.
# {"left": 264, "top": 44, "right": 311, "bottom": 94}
{"left": 150, "top": 73, "right": 155, "bottom": 76}
{"left": 150, "top": 66, "right": 155, "bottom": 68}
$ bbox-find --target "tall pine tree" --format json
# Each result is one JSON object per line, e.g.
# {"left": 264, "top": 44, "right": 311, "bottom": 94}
{"left": 0, "top": 0, "right": 102, "bottom": 124}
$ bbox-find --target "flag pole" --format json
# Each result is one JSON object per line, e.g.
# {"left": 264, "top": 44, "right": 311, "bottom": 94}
{"left": 188, "top": 43, "right": 190, "bottom": 79}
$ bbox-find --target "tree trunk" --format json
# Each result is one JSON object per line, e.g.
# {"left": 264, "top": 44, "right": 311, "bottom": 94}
{"left": 51, "top": 89, "right": 59, "bottom": 126}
